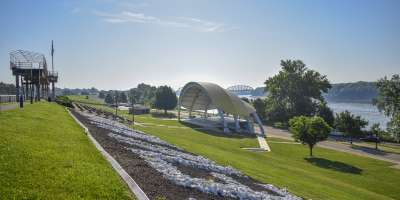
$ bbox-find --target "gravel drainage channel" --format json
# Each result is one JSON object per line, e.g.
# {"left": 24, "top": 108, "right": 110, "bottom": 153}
{"left": 71, "top": 109, "right": 301, "bottom": 200}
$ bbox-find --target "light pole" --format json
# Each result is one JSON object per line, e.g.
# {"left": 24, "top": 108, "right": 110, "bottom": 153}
{"left": 130, "top": 90, "right": 135, "bottom": 126}
{"left": 30, "top": 62, "right": 33, "bottom": 104}
{"left": 115, "top": 91, "right": 118, "bottom": 117}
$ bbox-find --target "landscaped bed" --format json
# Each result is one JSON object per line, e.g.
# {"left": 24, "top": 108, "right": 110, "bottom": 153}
{"left": 71, "top": 108, "right": 301, "bottom": 200}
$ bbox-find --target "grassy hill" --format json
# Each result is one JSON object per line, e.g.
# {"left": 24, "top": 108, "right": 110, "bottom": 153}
{"left": 0, "top": 102, "right": 134, "bottom": 199}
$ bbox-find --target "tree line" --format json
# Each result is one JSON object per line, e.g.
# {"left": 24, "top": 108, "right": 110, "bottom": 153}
{"left": 98, "top": 83, "right": 178, "bottom": 115}
{"left": 0, "top": 82, "right": 16, "bottom": 95}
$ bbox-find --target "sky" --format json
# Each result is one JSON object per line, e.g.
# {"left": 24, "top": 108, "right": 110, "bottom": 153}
{"left": 0, "top": 0, "right": 399, "bottom": 90}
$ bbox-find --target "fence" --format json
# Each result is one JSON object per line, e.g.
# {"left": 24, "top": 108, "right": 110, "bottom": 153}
{"left": 0, "top": 95, "right": 17, "bottom": 103}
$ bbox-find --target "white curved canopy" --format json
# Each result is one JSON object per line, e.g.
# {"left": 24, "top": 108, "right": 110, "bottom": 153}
{"left": 179, "top": 82, "right": 256, "bottom": 119}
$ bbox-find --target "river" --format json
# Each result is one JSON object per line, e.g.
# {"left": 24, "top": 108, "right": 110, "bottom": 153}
{"left": 327, "top": 101, "right": 390, "bottom": 129}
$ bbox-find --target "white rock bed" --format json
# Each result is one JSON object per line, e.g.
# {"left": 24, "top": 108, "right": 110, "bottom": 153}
{"left": 79, "top": 111, "right": 301, "bottom": 200}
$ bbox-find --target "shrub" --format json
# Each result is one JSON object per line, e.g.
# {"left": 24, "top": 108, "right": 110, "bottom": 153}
{"left": 55, "top": 96, "right": 73, "bottom": 108}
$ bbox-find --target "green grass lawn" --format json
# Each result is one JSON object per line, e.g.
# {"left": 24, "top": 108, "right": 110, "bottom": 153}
{"left": 0, "top": 102, "right": 134, "bottom": 199}
{"left": 68, "top": 95, "right": 105, "bottom": 105}
{"left": 130, "top": 114, "right": 400, "bottom": 200}
{"left": 0, "top": 102, "right": 17, "bottom": 105}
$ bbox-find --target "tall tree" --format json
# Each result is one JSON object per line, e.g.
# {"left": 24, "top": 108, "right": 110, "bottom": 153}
{"left": 253, "top": 98, "right": 267, "bottom": 122}
{"left": 387, "top": 115, "right": 400, "bottom": 143}
{"left": 335, "top": 110, "right": 368, "bottom": 144}
{"left": 264, "top": 60, "right": 331, "bottom": 123}
{"left": 241, "top": 97, "right": 250, "bottom": 103}
{"left": 290, "top": 116, "right": 332, "bottom": 156}
{"left": 137, "top": 83, "right": 157, "bottom": 105}
{"left": 104, "top": 93, "right": 114, "bottom": 104}
{"left": 373, "top": 74, "right": 400, "bottom": 142}
{"left": 119, "top": 92, "right": 128, "bottom": 103}
{"left": 0, "top": 82, "right": 16, "bottom": 95}
{"left": 316, "top": 102, "right": 335, "bottom": 127}
{"left": 98, "top": 91, "right": 106, "bottom": 99}
{"left": 154, "top": 86, "right": 177, "bottom": 114}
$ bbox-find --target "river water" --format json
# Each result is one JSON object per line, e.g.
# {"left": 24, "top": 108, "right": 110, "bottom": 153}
{"left": 327, "top": 102, "right": 390, "bottom": 129}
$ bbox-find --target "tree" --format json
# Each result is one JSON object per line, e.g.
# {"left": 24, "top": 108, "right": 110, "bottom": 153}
{"left": 137, "top": 83, "right": 157, "bottom": 106}
{"left": 129, "top": 88, "right": 141, "bottom": 104}
{"left": 370, "top": 123, "right": 383, "bottom": 150}
{"left": 104, "top": 93, "right": 114, "bottom": 104}
{"left": 0, "top": 82, "right": 16, "bottom": 95}
{"left": 335, "top": 110, "right": 368, "bottom": 144}
{"left": 253, "top": 98, "right": 266, "bottom": 122}
{"left": 241, "top": 97, "right": 250, "bottom": 103}
{"left": 119, "top": 92, "right": 128, "bottom": 103}
{"left": 154, "top": 86, "right": 177, "bottom": 114}
{"left": 373, "top": 74, "right": 400, "bottom": 142}
{"left": 289, "top": 116, "right": 331, "bottom": 156}
{"left": 316, "top": 102, "right": 335, "bottom": 127}
{"left": 264, "top": 60, "right": 331, "bottom": 123}
{"left": 98, "top": 91, "right": 106, "bottom": 99}
{"left": 387, "top": 114, "right": 400, "bottom": 143}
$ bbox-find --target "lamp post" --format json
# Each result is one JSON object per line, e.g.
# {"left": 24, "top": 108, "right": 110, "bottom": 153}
{"left": 30, "top": 62, "right": 33, "bottom": 104}
{"left": 115, "top": 91, "right": 118, "bottom": 118}
{"left": 130, "top": 89, "right": 135, "bottom": 126}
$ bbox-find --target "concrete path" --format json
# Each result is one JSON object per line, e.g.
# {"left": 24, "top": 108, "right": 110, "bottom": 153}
{"left": 256, "top": 134, "right": 271, "bottom": 151}
{"left": 263, "top": 126, "right": 400, "bottom": 168}
{"left": 0, "top": 104, "right": 17, "bottom": 111}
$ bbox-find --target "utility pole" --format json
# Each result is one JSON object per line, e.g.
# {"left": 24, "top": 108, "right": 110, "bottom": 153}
{"left": 130, "top": 89, "right": 135, "bottom": 126}
{"left": 115, "top": 91, "right": 118, "bottom": 117}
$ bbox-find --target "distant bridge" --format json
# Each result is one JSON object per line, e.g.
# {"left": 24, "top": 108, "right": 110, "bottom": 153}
{"left": 227, "top": 85, "right": 254, "bottom": 96}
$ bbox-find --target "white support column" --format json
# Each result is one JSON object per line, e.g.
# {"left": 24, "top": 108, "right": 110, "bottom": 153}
{"left": 234, "top": 115, "right": 240, "bottom": 132}
{"left": 177, "top": 102, "right": 181, "bottom": 121}
{"left": 252, "top": 113, "right": 265, "bottom": 136}
{"left": 247, "top": 118, "right": 254, "bottom": 133}
{"left": 218, "top": 109, "right": 229, "bottom": 133}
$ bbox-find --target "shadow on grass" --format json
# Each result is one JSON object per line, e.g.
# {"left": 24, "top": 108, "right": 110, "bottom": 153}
{"left": 305, "top": 157, "right": 362, "bottom": 174}
{"left": 179, "top": 121, "right": 256, "bottom": 139}
{"left": 150, "top": 112, "right": 177, "bottom": 119}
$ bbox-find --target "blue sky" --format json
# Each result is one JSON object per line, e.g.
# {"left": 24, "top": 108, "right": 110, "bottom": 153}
{"left": 0, "top": 0, "right": 399, "bottom": 90}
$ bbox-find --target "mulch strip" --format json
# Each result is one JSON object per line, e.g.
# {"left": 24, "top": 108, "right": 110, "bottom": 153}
{"left": 71, "top": 109, "right": 231, "bottom": 200}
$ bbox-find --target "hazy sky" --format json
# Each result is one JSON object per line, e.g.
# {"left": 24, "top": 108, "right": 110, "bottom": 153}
{"left": 0, "top": 0, "right": 399, "bottom": 90}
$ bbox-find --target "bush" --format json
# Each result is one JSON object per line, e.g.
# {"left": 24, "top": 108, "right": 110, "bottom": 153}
{"left": 55, "top": 96, "right": 73, "bottom": 108}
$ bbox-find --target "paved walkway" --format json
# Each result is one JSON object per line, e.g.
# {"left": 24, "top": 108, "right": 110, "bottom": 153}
{"left": 0, "top": 104, "right": 17, "bottom": 111}
{"left": 263, "top": 126, "right": 400, "bottom": 168}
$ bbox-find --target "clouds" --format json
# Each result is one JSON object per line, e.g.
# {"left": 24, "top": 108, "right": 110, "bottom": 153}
{"left": 94, "top": 10, "right": 237, "bottom": 32}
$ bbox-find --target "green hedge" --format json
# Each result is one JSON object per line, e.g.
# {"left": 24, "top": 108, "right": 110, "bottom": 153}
{"left": 55, "top": 96, "right": 73, "bottom": 108}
